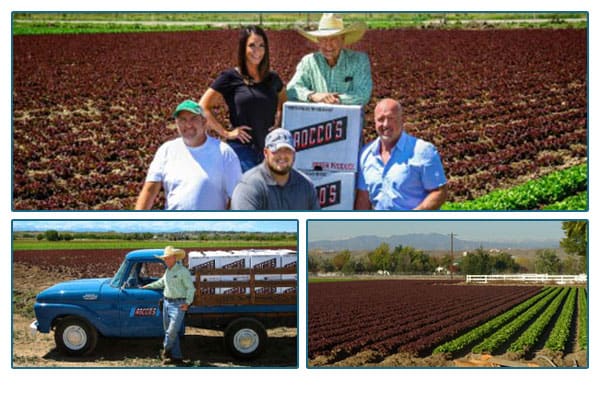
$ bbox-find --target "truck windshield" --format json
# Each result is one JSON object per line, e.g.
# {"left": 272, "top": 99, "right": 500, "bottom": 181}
{"left": 110, "top": 260, "right": 129, "bottom": 288}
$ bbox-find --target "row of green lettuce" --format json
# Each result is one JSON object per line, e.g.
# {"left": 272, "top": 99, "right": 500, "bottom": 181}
{"left": 433, "top": 288, "right": 552, "bottom": 355}
{"left": 433, "top": 287, "right": 587, "bottom": 356}
{"left": 443, "top": 163, "right": 587, "bottom": 210}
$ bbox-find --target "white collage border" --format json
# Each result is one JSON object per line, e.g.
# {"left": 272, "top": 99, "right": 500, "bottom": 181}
{"left": 3, "top": 1, "right": 597, "bottom": 398}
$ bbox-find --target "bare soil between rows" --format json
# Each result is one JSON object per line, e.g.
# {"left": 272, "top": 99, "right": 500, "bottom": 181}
{"left": 308, "top": 348, "right": 587, "bottom": 368}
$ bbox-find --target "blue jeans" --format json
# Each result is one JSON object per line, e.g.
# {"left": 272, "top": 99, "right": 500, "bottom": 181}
{"left": 162, "top": 298, "right": 186, "bottom": 359}
{"left": 228, "top": 141, "right": 263, "bottom": 173}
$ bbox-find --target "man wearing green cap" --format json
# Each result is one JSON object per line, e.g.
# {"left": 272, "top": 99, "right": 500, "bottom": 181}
{"left": 135, "top": 100, "right": 242, "bottom": 210}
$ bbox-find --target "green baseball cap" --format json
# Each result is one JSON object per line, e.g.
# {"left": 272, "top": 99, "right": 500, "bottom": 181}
{"left": 173, "top": 100, "right": 205, "bottom": 118}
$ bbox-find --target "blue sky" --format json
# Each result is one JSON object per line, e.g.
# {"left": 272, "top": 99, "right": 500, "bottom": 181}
{"left": 12, "top": 220, "right": 297, "bottom": 233}
{"left": 308, "top": 220, "right": 570, "bottom": 243}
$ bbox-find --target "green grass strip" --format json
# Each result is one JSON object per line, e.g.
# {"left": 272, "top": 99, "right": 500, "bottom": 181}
{"left": 13, "top": 239, "right": 296, "bottom": 251}
{"left": 12, "top": 22, "right": 222, "bottom": 35}
{"left": 544, "top": 288, "right": 577, "bottom": 352}
{"left": 443, "top": 164, "right": 587, "bottom": 210}
{"left": 507, "top": 288, "right": 570, "bottom": 355}
{"left": 12, "top": 12, "right": 587, "bottom": 35}
{"left": 308, "top": 277, "right": 363, "bottom": 283}
{"left": 577, "top": 288, "right": 588, "bottom": 351}
{"left": 472, "top": 287, "right": 564, "bottom": 354}
{"left": 433, "top": 287, "right": 554, "bottom": 355}
{"left": 13, "top": 12, "right": 585, "bottom": 23}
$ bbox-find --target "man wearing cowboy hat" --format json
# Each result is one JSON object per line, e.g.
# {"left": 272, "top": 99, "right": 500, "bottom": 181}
{"left": 287, "top": 13, "right": 372, "bottom": 106}
{"left": 142, "top": 246, "right": 195, "bottom": 365}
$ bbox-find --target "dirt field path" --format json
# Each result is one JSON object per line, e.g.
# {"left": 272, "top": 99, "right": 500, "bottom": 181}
{"left": 13, "top": 315, "right": 297, "bottom": 368}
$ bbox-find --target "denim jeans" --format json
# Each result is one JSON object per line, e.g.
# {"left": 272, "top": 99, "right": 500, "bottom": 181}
{"left": 228, "top": 141, "right": 263, "bottom": 173}
{"left": 162, "top": 298, "right": 186, "bottom": 359}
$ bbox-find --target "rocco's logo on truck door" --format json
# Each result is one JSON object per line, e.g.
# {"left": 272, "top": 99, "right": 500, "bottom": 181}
{"left": 291, "top": 117, "right": 348, "bottom": 151}
{"left": 131, "top": 307, "right": 158, "bottom": 317}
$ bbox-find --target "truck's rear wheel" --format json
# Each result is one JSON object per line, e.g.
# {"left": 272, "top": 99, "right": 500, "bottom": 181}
{"left": 54, "top": 316, "right": 98, "bottom": 356}
{"left": 224, "top": 318, "right": 267, "bottom": 360}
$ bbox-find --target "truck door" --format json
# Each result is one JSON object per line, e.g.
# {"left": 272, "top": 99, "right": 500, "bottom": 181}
{"left": 118, "top": 261, "right": 165, "bottom": 337}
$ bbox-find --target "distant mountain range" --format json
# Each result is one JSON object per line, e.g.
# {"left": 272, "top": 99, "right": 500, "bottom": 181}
{"left": 309, "top": 233, "right": 560, "bottom": 252}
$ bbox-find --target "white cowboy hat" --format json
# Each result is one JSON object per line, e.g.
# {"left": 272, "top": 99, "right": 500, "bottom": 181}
{"left": 297, "top": 13, "right": 367, "bottom": 45}
{"left": 155, "top": 246, "right": 186, "bottom": 261}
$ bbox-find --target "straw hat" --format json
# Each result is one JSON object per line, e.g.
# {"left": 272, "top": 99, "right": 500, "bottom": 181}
{"left": 297, "top": 13, "right": 367, "bottom": 45}
{"left": 155, "top": 246, "right": 186, "bottom": 261}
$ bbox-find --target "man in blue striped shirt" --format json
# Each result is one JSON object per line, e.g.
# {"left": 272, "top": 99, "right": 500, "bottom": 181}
{"left": 287, "top": 14, "right": 372, "bottom": 106}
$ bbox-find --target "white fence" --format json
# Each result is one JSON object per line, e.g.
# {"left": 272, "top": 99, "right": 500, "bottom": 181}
{"left": 466, "top": 274, "right": 587, "bottom": 285}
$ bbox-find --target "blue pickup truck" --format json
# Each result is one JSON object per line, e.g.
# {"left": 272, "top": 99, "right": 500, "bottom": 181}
{"left": 31, "top": 249, "right": 297, "bottom": 359}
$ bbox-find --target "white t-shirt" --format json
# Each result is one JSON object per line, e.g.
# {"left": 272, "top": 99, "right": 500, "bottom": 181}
{"left": 146, "top": 136, "right": 242, "bottom": 210}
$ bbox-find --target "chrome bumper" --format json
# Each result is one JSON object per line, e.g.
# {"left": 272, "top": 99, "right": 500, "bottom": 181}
{"left": 29, "top": 320, "right": 39, "bottom": 337}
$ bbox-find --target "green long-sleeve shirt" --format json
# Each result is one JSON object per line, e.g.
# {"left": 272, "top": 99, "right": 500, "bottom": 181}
{"left": 145, "top": 262, "right": 195, "bottom": 305}
{"left": 286, "top": 48, "right": 372, "bottom": 106}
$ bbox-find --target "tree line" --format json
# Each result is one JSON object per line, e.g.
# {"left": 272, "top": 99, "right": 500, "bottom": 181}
{"left": 16, "top": 230, "right": 296, "bottom": 242}
{"left": 309, "top": 221, "right": 587, "bottom": 276}
{"left": 309, "top": 243, "right": 519, "bottom": 275}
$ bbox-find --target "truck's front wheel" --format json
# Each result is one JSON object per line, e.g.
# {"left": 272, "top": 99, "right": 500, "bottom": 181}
{"left": 55, "top": 316, "right": 98, "bottom": 356}
{"left": 224, "top": 318, "right": 267, "bottom": 360}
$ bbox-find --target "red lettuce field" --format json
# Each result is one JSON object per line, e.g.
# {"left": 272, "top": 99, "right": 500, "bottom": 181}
{"left": 12, "top": 246, "right": 294, "bottom": 278}
{"left": 12, "top": 29, "right": 587, "bottom": 209}
{"left": 13, "top": 249, "right": 129, "bottom": 278}
{"left": 308, "top": 280, "right": 587, "bottom": 367}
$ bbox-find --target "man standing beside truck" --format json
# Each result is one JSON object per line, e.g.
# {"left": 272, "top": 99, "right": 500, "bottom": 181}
{"left": 142, "top": 246, "right": 195, "bottom": 365}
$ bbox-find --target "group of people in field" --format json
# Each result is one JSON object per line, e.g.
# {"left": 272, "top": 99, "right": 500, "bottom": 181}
{"left": 135, "top": 14, "right": 447, "bottom": 211}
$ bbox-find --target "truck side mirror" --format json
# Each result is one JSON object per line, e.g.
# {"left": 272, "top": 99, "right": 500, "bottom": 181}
{"left": 121, "top": 278, "right": 138, "bottom": 290}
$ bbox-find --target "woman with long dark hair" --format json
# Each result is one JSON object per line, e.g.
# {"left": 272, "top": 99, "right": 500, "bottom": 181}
{"left": 200, "top": 26, "right": 287, "bottom": 172}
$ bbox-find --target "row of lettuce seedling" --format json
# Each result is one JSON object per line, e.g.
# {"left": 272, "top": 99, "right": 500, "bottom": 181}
{"left": 434, "top": 287, "right": 586, "bottom": 356}
{"left": 443, "top": 163, "right": 587, "bottom": 210}
{"left": 432, "top": 287, "right": 553, "bottom": 355}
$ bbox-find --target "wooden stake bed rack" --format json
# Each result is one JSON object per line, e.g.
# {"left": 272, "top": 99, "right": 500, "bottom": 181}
{"left": 192, "top": 266, "right": 297, "bottom": 306}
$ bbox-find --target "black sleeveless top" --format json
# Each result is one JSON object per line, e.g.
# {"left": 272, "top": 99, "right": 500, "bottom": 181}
{"left": 211, "top": 68, "right": 283, "bottom": 151}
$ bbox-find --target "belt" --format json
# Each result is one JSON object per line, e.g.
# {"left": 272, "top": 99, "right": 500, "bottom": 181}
{"left": 165, "top": 297, "right": 186, "bottom": 301}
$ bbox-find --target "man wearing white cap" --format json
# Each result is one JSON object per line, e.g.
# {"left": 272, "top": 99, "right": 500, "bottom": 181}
{"left": 287, "top": 13, "right": 372, "bottom": 106}
{"left": 142, "top": 246, "right": 195, "bottom": 365}
{"left": 231, "top": 128, "right": 320, "bottom": 210}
